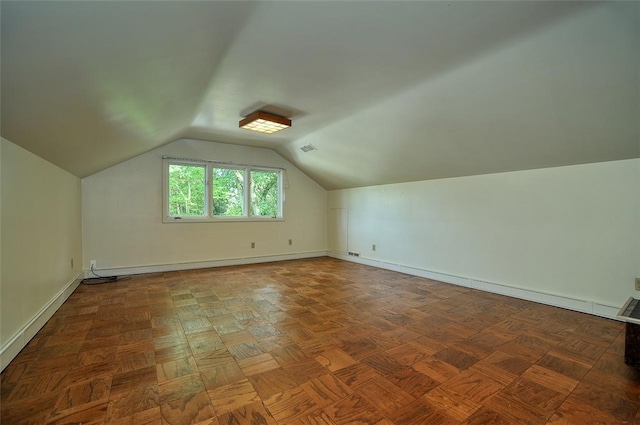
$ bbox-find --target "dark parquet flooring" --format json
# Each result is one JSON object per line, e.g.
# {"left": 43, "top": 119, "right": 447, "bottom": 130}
{"left": 2, "top": 257, "right": 639, "bottom": 424}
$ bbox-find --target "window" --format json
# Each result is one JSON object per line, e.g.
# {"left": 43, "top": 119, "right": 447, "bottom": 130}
{"left": 168, "top": 163, "right": 206, "bottom": 217}
{"left": 212, "top": 167, "right": 245, "bottom": 216}
{"left": 163, "top": 158, "right": 283, "bottom": 222}
{"left": 250, "top": 170, "right": 280, "bottom": 217}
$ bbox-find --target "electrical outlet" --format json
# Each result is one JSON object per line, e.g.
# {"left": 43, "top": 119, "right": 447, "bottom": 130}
{"left": 635, "top": 278, "right": 640, "bottom": 291}
{"left": 251, "top": 242, "right": 255, "bottom": 249}
{"left": 70, "top": 258, "right": 74, "bottom": 268}
{"left": 90, "top": 260, "right": 96, "bottom": 269}
{"left": 372, "top": 244, "right": 376, "bottom": 251}
{"left": 288, "top": 239, "right": 293, "bottom": 245}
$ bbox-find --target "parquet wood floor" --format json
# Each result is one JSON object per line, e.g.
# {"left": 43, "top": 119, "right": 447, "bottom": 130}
{"left": 2, "top": 257, "right": 639, "bottom": 424}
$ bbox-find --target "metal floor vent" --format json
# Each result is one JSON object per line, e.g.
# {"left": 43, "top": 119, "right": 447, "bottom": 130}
{"left": 300, "top": 144, "right": 317, "bottom": 153}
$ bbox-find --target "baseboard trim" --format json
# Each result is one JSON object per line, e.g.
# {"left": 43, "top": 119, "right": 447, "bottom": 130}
{"left": 1, "top": 272, "right": 84, "bottom": 372}
{"left": 328, "top": 251, "right": 621, "bottom": 321}
{"left": 83, "top": 251, "right": 328, "bottom": 278}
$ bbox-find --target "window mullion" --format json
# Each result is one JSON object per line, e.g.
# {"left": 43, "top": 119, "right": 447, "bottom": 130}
{"left": 245, "top": 167, "right": 250, "bottom": 217}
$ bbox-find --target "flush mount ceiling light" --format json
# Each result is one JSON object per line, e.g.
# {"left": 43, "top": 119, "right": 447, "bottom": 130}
{"left": 239, "top": 111, "right": 291, "bottom": 134}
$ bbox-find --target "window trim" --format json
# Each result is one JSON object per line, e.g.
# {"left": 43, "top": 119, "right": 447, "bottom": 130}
{"left": 162, "top": 157, "right": 285, "bottom": 223}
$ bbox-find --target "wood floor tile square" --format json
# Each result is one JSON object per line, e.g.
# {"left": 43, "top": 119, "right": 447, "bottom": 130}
{"left": 264, "top": 387, "right": 319, "bottom": 422}
{"left": 106, "top": 384, "right": 160, "bottom": 421}
{"left": 247, "top": 367, "right": 298, "bottom": 399}
{"left": 408, "top": 335, "right": 448, "bottom": 355}
{"left": 188, "top": 329, "right": 223, "bottom": 347}
{"left": 23, "top": 354, "right": 78, "bottom": 377}
{"left": 228, "top": 342, "right": 265, "bottom": 360}
{"left": 315, "top": 348, "right": 357, "bottom": 372}
{"left": 5, "top": 370, "right": 68, "bottom": 402}
{"left": 357, "top": 376, "right": 415, "bottom": 414}
{"left": 536, "top": 352, "right": 590, "bottom": 381}
{"left": 110, "top": 365, "right": 157, "bottom": 395}
{"left": 387, "top": 366, "right": 440, "bottom": 398}
{"left": 237, "top": 352, "right": 280, "bottom": 376}
{"left": 65, "top": 362, "right": 117, "bottom": 386}
{"left": 336, "top": 337, "right": 382, "bottom": 360}
{"left": 289, "top": 408, "right": 336, "bottom": 425}
{"left": 438, "top": 369, "right": 505, "bottom": 404}
{"left": 565, "top": 381, "right": 639, "bottom": 423}
{"left": 108, "top": 406, "right": 161, "bottom": 425}
{"left": 385, "top": 343, "right": 433, "bottom": 366}
{"left": 159, "top": 390, "right": 216, "bottom": 425}
{"left": 158, "top": 373, "right": 206, "bottom": 403}
{"left": 219, "top": 330, "right": 255, "bottom": 347}
{"left": 217, "top": 401, "right": 277, "bottom": 425}
{"left": 194, "top": 349, "right": 235, "bottom": 368}
{"left": 114, "top": 351, "right": 156, "bottom": 375}
{"left": 299, "top": 336, "right": 338, "bottom": 356}
{"left": 181, "top": 317, "right": 213, "bottom": 334}
{"left": 424, "top": 387, "right": 481, "bottom": 422}
{"left": 386, "top": 397, "right": 455, "bottom": 425}
{"left": 156, "top": 356, "right": 198, "bottom": 383}
{"left": 208, "top": 379, "right": 261, "bottom": 416}
{"left": 200, "top": 362, "right": 245, "bottom": 391}
{"left": 301, "top": 373, "right": 353, "bottom": 408}
{"left": 116, "top": 339, "right": 155, "bottom": 357}
{"left": 2, "top": 393, "right": 59, "bottom": 424}
{"left": 361, "top": 351, "right": 405, "bottom": 376}
{"left": 75, "top": 346, "right": 118, "bottom": 366}
{"left": 433, "top": 346, "right": 480, "bottom": 371}
{"left": 46, "top": 400, "right": 109, "bottom": 425}
{"left": 333, "top": 362, "right": 380, "bottom": 389}
{"left": 154, "top": 343, "right": 192, "bottom": 364}
{"left": 53, "top": 375, "right": 111, "bottom": 413}
{"left": 521, "top": 364, "right": 578, "bottom": 395}
{"left": 284, "top": 359, "right": 330, "bottom": 385}
{"left": 485, "top": 393, "right": 548, "bottom": 425}
{"left": 322, "top": 392, "right": 383, "bottom": 425}
{"left": 461, "top": 406, "right": 519, "bottom": 425}
{"left": 269, "top": 343, "right": 309, "bottom": 367}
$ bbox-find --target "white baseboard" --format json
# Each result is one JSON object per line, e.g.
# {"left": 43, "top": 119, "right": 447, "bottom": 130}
{"left": 328, "top": 251, "right": 621, "bottom": 321}
{"left": 84, "top": 251, "right": 328, "bottom": 278}
{"left": 1, "top": 272, "right": 84, "bottom": 372}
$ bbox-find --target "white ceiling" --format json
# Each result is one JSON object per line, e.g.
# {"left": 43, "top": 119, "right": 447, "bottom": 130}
{"left": 2, "top": 1, "right": 639, "bottom": 189}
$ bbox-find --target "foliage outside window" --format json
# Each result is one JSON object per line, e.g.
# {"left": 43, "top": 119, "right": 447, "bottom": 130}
{"left": 168, "top": 164, "right": 206, "bottom": 217}
{"left": 164, "top": 159, "right": 283, "bottom": 222}
{"left": 250, "top": 170, "right": 280, "bottom": 217}
{"left": 212, "top": 167, "right": 245, "bottom": 216}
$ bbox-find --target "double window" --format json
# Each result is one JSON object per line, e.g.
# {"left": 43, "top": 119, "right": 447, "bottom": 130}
{"left": 163, "top": 158, "right": 283, "bottom": 222}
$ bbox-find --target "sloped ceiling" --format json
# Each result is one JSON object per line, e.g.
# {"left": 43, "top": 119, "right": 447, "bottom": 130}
{"left": 2, "top": 1, "right": 639, "bottom": 190}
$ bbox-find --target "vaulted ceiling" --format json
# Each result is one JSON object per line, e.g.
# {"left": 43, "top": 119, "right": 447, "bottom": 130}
{"left": 2, "top": 1, "right": 638, "bottom": 190}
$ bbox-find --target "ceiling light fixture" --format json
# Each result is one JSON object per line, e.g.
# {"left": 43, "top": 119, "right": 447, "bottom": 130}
{"left": 239, "top": 111, "right": 291, "bottom": 134}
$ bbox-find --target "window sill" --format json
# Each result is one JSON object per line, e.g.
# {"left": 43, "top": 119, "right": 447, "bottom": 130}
{"left": 163, "top": 217, "right": 284, "bottom": 224}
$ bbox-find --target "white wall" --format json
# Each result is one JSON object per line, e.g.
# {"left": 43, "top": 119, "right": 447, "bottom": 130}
{"left": 1, "top": 138, "right": 83, "bottom": 369}
{"left": 82, "top": 139, "right": 327, "bottom": 273}
{"left": 328, "top": 159, "right": 640, "bottom": 314}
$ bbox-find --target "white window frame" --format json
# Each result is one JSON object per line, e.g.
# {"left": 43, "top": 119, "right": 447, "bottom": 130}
{"left": 163, "top": 158, "right": 284, "bottom": 223}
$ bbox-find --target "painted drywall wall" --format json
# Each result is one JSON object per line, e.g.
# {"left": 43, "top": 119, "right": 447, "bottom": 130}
{"left": 82, "top": 139, "right": 326, "bottom": 272}
{"left": 1, "top": 138, "right": 83, "bottom": 365}
{"left": 328, "top": 159, "right": 640, "bottom": 310}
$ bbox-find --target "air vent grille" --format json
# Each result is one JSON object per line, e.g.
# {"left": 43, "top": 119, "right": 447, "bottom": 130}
{"left": 300, "top": 144, "right": 317, "bottom": 153}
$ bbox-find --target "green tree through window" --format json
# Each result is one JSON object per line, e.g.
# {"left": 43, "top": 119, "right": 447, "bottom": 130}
{"left": 212, "top": 167, "right": 244, "bottom": 216}
{"left": 251, "top": 170, "right": 279, "bottom": 217}
{"left": 168, "top": 164, "right": 206, "bottom": 216}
